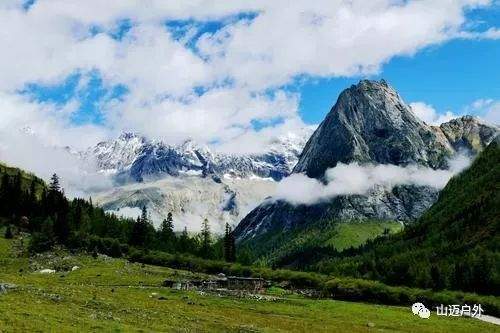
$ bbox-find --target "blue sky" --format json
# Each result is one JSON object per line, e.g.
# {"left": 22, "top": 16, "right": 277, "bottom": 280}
{"left": 21, "top": 4, "right": 499, "bottom": 128}
{"left": 22, "top": 34, "right": 500, "bottom": 126}
{"left": 298, "top": 37, "right": 500, "bottom": 123}
{"left": 3, "top": 0, "right": 499, "bottom": 153}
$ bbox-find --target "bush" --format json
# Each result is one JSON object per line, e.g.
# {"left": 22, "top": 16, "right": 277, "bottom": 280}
{"left": 128, "top": 249, "right": 327, "bottom": 289}
{"left": 324, "top": 277, "right": 500, "bottom": 317}
{"left": 4, "top": 225, "right": 13, "bottom": 239}
{"left": 86, "top": 236, "right": 123, "bottom": 258}
{"left": 49, "top": 243, "right": 496, "bottom": 317}
{"left": 29, "top": 232, "right": 54, "bottom": 253}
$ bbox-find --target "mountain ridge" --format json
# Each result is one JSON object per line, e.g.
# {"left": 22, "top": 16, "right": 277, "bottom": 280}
{"left": 234, "top": 80, "right": 498, "bottom": 245}
{"left": 85, "top": 127, "right": 315, "bottom": 183}
{"left": 305, "top": 135, "right": 500, "bottom": 294}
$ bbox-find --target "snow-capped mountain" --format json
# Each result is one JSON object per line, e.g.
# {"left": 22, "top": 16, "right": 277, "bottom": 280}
{"left": 84, "top": 127, "right": 315, "bottom": 232}
{"left": 85, "top": 127, "right": 315, "bottom": 183}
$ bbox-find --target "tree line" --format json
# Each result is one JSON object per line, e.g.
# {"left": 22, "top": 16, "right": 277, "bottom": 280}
{"left": 273, "top": 139, "right": 500, "bottom": 296}
{"left": 0, "top": 171, "right": 239, "bottom": 263}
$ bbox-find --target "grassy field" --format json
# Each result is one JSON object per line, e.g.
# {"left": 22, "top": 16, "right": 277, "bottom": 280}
{"left": 0, "top": 232, "right": 498, "bottom": 332}
{"left": 325, "top": 221, "right": 403, "bottom": 251}
{"left": 255, "top": 220, "right": 403, "bottom": 267}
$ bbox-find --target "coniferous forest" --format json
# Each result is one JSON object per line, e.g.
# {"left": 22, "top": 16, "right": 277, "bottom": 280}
{"left": 266, "top": 138, "right": 500, "bottom": 296}
{"left": 2, "top": 137, "right": 499, "bottom": 298}
{"left": 0, "top": 164, "right": 237, "bottom": 263}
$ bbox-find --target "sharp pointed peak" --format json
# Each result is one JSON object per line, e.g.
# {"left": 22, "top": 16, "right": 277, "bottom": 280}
{"left": 118, "top": 132, "right": 142, "bottom": 140}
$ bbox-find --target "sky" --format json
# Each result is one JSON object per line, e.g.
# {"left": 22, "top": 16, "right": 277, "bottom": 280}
{"left": 0, "top": 0, "right": 499, "bottom": 178}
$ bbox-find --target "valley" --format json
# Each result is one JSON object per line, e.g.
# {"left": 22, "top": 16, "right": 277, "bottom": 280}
{"left": 1, "top": 2, "right": 500, "bottom": 331}
{"left": 1, "top": 231, "right": 499, "bottom": 332}
{"left": 1, "top": 80, "right": 499, "bottom": 332}
{"left": 94, "top": 175, "right": 277, "bottom": 233}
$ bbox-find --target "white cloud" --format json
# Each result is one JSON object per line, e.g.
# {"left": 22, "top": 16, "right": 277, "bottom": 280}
{"left": 197, "top": 0, "right": 492, "bottom": 89}
{"left": 107, "top": 86, "right": 300, "bottom": 146}
{"left": 467, "top": 98, "right": 500, "bottom": 124}
{"left": 0, "top": 130, "right": 113, "bottom": 197}
{"left": 483, "top": 104, "right": 500, "bottom": 124}
{"left": 456, "top": 27, "right": 500, "bottom": 40}
{"left": 1, "top": 0, "right": 494, "bottom": 103}
{"left": 215, "top": 118, "right": 316, "bottom": 155}
{"left": 106, "top": 207, "right": 142, "bottom": 221}
{"left": 0, "top": 92, "right": 112, "bottom": 196}
{"left": 274, "top": 154, "right": 471, "bottom": 205}
{"left": 410, "top": 102, "right": 459, "bottom": 125}
{"left": 0, "top": 0, "right": 497, "bottom": 191}
{"left": 471, "top": 98, "right": 494, "bottom": 109}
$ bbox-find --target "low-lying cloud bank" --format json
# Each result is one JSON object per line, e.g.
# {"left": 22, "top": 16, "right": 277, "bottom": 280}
{"left": 274, "top": 155, "right": 470, "bottom": 205}
{"left": 0, "top": 131, "right": 113, "bottom": 198}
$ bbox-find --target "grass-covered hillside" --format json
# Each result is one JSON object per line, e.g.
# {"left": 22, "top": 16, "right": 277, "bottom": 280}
{"left": 249, "top": 220, "right": 402, "bottom": 268}
{"left": 0, "top": 162, "right": 45, "bottom": 195}
{"left": 314, "top": 137, "right": 500, "bottom": 294}
{"left": 1, "top": 231, "right": 499, "bottom": 332}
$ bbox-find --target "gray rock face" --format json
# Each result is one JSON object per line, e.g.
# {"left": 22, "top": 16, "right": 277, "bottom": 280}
{"left": 95, "top": 176, "right": 278, "bottom": 233}
{"left": 435, "top": 115, "right": 498, "bottom": 154}
{"left": 235, "top": 80, "right": 499, "bottom": 243}
{"left": 0, "top": 283, "right": 17, "bottom": 294}
{"left": 293, "top": 80, "right": 453, "bottom": 178}
{"left": 235, "top": 185, "right": 438, "bottom": 242}
{"left": 86, "top": 128, "right": 314, "bottom": 183}
{"left": 84, "top": 129, "right": 314, "bottom": 232}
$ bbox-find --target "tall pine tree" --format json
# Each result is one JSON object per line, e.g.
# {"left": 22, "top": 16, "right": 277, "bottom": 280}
{"left": 158, "top": 212, "right": 175, "bottom": 251}
{"left": 130, "top": 206, "right": 151, "bottom": 247}
{"left": 223, "top": 223, "right": 236, "bottom": 262}
{"left": 49, "top": 174, "right": 61, "bottom": 193}
{"left": 200, "top": 218, "right": 212, "bottom": 259}
{"left": 0, "top": 173, "right": 10, "bottom": 216}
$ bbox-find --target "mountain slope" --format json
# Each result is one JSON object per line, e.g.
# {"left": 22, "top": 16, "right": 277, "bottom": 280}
{"left": 94, "top": 176, "right": 277, "bottom": 233}
{"left": 234, "top": 80, "right": 498, "bottom": 254}
{"left": 86, "top": 127, "right": 314, "bottom": 183}
{"left": 311, "top": 136, "right": 500, "bottom": 294}
{"left": 0, "top": 162, "right": 45, "bottom": 194}
{"left": 293, "top": 79, "right": 452, "bottom": 178}
{"left": 85, "top": 128, "right": 314, "bottom": 231}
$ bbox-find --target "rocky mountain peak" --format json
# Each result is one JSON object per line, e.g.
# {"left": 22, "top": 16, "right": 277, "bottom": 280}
{"left": 85, "top": 127, "right": 315, "bottom": 183}
{"left": 234, "top": 80, "right": 499, "bottom": 243}
{"left": 436, "top": 115, "right": 499, "bottom": 154}
{"left": 118, "top": 132, "right": 142, "bottom": 141}
{"left": 293, "top": 79, "right": 451, "bottom": 178}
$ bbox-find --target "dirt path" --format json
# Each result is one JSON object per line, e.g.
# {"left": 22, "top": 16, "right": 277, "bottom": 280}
{"left": 476, "top": 315, "right": 500, "bottom": 326}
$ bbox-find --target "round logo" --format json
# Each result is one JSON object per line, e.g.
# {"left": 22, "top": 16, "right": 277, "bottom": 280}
{"left": 411, "top": 303, "right": 431, "bottom": 319}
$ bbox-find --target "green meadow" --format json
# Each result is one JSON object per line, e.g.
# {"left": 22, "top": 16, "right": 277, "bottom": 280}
{"left": 1, "top": 232, "right": 498, "bottom": 332}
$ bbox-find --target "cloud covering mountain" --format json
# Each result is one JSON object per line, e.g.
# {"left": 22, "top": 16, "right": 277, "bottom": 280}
{"left": 274, "top": 154, "right": 470, "bottom": 206}
{"left": 0, "top": 0, "right": 499, "bottom": 173}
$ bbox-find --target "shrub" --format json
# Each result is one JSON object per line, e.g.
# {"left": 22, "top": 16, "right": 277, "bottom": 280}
{"left": 29, "top": 232, "right": 54, "bottom": 253}
{"left": 324, "top": 277, "right": 500, "bottom": 317}
{"left": 4, "top": 225, "right": 13, "bottom": 239}
{"left": 124, "top": 247, "right": 500, "bottom": 317}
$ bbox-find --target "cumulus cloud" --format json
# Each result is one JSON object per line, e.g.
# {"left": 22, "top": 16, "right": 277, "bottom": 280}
{"left": 0, "top": 0, "right": 498, "bottom": 194}
{"left": 0, "top": 90, "right": 114, "bottom": 196}
{"left": 456, "top": 27, "right": 500, "bottom": 40}
{"left": 214, "top": 118, "right": 316, "bottom": 155}
{"left": 410, "top": 102, "right": 459, "bottom": 125}
{"left": 0, "top": 0, "right": 495, "bottom": 127}
{"left": 410, "top": 99, "right": 500, "bottom": 127}
{"left": 0, "top": 130, "right": 113, "bottom": 198}
{"left": 274, "top": 155, "right": 471, "bottom": 205}
{"left": 108, "top": 86, "right": 301, "bottom": 146}
{"left": 467, "top": 99, "right": 500, "bottom": 124}
{"left": 197, "top": 0, "right": 491, "bottom": 89}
